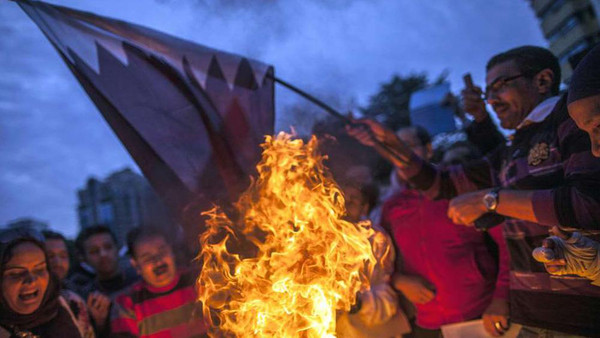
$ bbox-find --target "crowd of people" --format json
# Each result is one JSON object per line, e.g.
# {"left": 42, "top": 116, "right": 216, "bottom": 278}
{"left": 2, "top": 44, "right": 600, "bottom": 338}
{"left": 341, "top": 44, "right": 600, "bottom": 338}
{"left": 0, "top": 224, "right": 207, "bottom": 338}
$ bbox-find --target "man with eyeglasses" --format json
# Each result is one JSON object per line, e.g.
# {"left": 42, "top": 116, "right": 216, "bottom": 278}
{"left": 348, "top": 45, "right": 600, "bottom": 337}
{"left": 110, "top": 227, "right": 207, "bottom": 337}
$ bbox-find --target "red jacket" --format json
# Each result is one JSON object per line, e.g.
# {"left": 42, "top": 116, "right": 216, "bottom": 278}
{"left": 381, "top": 189, "right": 509, "bottom": 329}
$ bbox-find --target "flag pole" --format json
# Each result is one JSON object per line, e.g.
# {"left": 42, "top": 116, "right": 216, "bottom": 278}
{"left": 271, "top": 76, "right": 353, "bottom": 124}
{"left": 272, "top": 75, "right": 411, "bottom": 166}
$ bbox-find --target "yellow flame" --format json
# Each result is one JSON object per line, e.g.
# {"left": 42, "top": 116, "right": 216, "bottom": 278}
{"left": 197, "top": 132, "right": 376, "bottom": 337}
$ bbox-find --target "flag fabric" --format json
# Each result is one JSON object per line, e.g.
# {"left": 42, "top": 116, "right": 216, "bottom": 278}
{"left": 18, "top": 0, "right": 275, "bottom": 233}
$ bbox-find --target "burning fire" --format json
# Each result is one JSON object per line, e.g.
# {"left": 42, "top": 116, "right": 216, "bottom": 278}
{"left": 197, "top": 132, "right": 376, "bottom": 337}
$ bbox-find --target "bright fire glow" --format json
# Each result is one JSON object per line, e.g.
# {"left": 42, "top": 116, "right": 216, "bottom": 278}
{"left": 197, "top": 132, "right": 376, "bottom": 337}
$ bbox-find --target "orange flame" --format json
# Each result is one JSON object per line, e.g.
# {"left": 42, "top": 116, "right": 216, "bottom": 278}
{"left": 196, "top": 132, "right": 376, "bottom": 337}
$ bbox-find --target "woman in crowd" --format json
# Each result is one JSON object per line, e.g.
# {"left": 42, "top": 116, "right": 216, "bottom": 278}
{"left": 0, "top": 228, "right": 86, "bottom": 338}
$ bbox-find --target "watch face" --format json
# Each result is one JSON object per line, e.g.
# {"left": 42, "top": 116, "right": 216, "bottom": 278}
{"left": 483, "top": 193, "right": 497, "bottom": 211}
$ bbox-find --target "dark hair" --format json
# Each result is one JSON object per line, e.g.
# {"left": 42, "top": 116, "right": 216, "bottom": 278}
{"left": 0, "top": 229, "right": 47, "bottom": 273}
{"left": 399, "top": 125, "right": 431, "bottom": 146}
{"left": 486, "top": 46, "right": 561, "bottom": 95}
{"left": 126, "top": 227, "right": 169, "bottom": 257}
{"left": 75, "top": 225, "right": 117, "bottom": 256}
{"left": 42, "top": 230, "right": 66, "bottom": 243}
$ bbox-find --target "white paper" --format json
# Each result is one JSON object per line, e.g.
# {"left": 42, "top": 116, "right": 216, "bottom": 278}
{"left": 441, "top": 319, "right": 521, "bottom": 338}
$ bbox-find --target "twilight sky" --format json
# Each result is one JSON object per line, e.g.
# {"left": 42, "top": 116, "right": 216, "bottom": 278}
{"left": 0, "top": 0, "right": 546, "bottom": 238}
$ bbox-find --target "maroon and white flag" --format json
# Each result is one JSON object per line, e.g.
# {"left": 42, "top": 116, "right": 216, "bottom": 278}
{"left": 18, "top": 0, "right": 275, "bottom": 231}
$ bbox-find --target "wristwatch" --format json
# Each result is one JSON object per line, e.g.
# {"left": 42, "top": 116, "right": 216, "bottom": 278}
{"left": 483, "top": 187, "right": 502, "bottom": 212}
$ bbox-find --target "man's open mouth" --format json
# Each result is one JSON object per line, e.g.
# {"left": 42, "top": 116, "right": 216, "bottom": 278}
{"left": 153, "top": 264, "right": 169, "bottom": 276}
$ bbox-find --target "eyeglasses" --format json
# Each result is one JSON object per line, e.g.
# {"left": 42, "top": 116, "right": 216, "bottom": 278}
{"left": 483, "top": 74, "right": 525, "bottom": 100}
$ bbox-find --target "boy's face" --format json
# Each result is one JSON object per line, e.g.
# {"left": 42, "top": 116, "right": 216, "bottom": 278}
{"left": 343, "top": 186, "right": 368, "bottom": 223}
{"left": 83, "top": 233, "right": 119, "bottom": 279}
{"left": 131, "top": 236, "right": 177, "bottom": 288}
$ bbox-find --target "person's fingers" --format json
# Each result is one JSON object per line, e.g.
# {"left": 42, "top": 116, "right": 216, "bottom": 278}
{"left": 358, "top": 119, "right": 378, "bottom": 128}
{"left": 416, "top": 294, "right": 428, "bottom": 304}
{"left": 482, "top": 316, "right": 500, "bottom": 337}
{"left": 97, "top": 297, "right": 109, "bottom": 309}
{"left": 496, "top": 315, "right": 509, "bottom": 330}
{"left": 99, "top": 300, "right": 110, "bottom": 314}
{"left": 420, "top": 292, "right": 434, "bottom": 303}
{"left": 406, "top": 294, "right": 420, "bottom": 304}
{"left": 95, "top": 301, "right": 105, "bottom": 313}
{"left": 451, "top": 213, "right": 466, "bottom": 225}
{"left": 462, "top": 91, "right": 482, "bottom": 100}
{"left": 544, "top": 264, "right": 562, "bottom": 274}
{"left": 490, "top": 315, "right": 507, "bottom": 335}
{"left": 545, "top": 258, "right": 566, "bottom": 266}
{"left": 421, "top": 286, "right": 435, "bottom": 299}
{"left": 87, "top": 293, "right": 97, "bottom": 307}
{"left": 452, "top": 215, "right": 462, "bottom": 225}
{"left": 544, "top": 260, "right": 567, "bottom": 274}
{"left": 549, "top": 226, "right": 570, "bottom": 239}
{"left": 447, "top": 205, "right": 458, "bottom": 222}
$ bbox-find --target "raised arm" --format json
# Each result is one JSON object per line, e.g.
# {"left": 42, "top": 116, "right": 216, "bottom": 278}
{"left": 346, "top": 120, "right": 496, "bottom": 201}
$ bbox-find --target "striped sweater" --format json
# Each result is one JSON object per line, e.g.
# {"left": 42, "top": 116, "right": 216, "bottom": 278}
{"left": 110, "top": 269, "right": 207, "bottom": 338}
{"left": 404, "top": 94, "right": 600, "bottom": 336}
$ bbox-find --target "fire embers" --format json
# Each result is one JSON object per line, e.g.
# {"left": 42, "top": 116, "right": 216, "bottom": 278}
{"left": 196, "top": 132, "right": 376, "bottom": 338}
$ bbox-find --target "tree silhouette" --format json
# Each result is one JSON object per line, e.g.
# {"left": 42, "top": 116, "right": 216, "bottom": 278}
{"left": 361, "top": 72, "right": 448, "bottom": 130}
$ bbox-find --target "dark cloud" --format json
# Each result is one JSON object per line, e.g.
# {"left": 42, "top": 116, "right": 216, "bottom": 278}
{"left": 0, "top": 0, "right": 545, "bottom": 237}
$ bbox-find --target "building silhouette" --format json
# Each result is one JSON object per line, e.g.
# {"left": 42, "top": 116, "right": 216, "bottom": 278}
{"left": 77, "top": 168, "right": 175, "bottom": 247}
{"left": 529, "top": 0, "right": 600, "bottom": 83}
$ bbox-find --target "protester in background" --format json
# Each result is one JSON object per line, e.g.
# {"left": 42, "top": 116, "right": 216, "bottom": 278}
{"left": 75, "top": 225, "right": 139, "bottom": 337}
{"left": 525, "top": 43, "right": 600, "bottom": 286}
{"left": 379, "top": 126, "right": 509, "bottom": 338}
{"left": 111, "top": 227, "right": 207, "bottom": 337}
{"left": 336, "top": 181, "right": 411, "bottom": 338}
{"left": 567, "top": 43, "right": 600, "bottom": 157}
{"left": 43, "top": 230, "right": 95, "bottom": 338}
{"left": 0, "top": 228, "right": 84, "bottom": 337}
{"left": 43, "top": 231, "right": 71, "bottom": 282}
{"left": 348, "top": 45, "right": 600, "bottom": 337}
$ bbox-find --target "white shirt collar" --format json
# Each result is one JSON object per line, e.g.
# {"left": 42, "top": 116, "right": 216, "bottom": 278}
{"left": 516, "top": 96, "right": 560, "bottom": 129}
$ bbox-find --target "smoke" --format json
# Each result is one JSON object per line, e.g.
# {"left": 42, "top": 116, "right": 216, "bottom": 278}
{"left": 0, "top": 0, "right": 545, "bottom": 236}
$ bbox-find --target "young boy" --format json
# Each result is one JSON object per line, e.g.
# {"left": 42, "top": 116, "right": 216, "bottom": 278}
{"left": 111, "top": 227, "right": 207, "bottom": 337}
{"left": 75, "top": 225, "right": 139, "bottom": 336}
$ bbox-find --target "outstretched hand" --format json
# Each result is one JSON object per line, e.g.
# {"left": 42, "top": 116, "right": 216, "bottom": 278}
{"left": 345, "top": 119, "right": 393, "bottom": 147}
{"left": 533, "top": 227, "right": 600, "bottom": 286}
{"left": 447, "top": 189, "right": 490, "bottom": 226}
{"left": 392, "top": 274, "right": 436, "bottom": 305}
{"left": 87, "top": 291, "right": 111, "bottom": 328}
{"left": 345, "top": 119, "right": 414, "bottom": 167}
